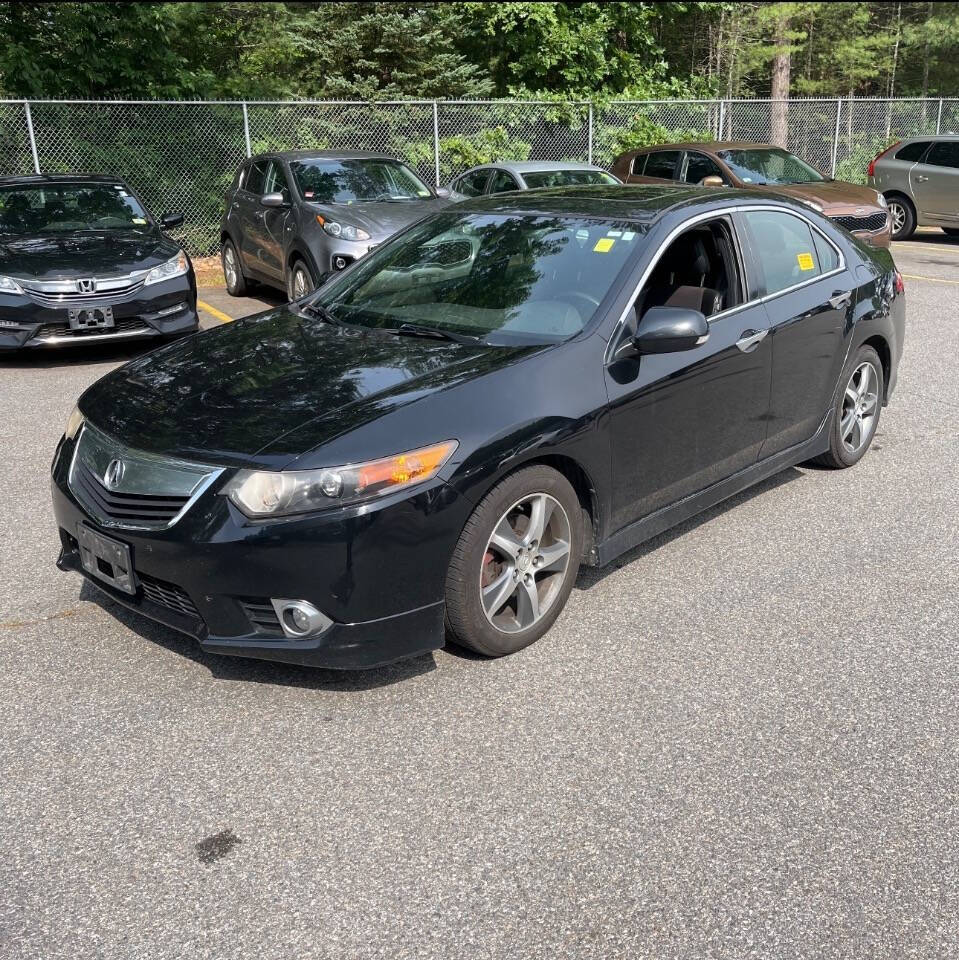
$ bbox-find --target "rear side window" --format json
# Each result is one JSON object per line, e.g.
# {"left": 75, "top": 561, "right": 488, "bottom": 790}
{"left": 264, "top": 161, "right": 289, "bottom": 197}
{"left": 924, "top": 141, "right": 959, "bottom": 169}
{"left": 244, "top": 160, "right": 269, "bottom": 195}
{"left": 813, "top": 231, "right": 840, "bottom": 273}
{"left": 744, "top": 210, "right": 824, "bottom": 296}
{"left": 631, "top": 154, "right": 647, "bottom": 176}
{"left": 487, "top": 170, "right": 520, "bottom": 194}
{"left": 643, "top": 151, "right": 681, "bottom": 180}
{"left": 895, "top": 141, "right": 931, "bottom": 162}
{"left": 454, "top": 170, "right": 491, "bottom": 197}
{"left": 683, "top": 152, "right": 724, "bottom": 184}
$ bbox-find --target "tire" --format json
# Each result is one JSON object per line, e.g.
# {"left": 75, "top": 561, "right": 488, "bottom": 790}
{"left": 221, "top": 239, "right": 248, "bottom": 296}
{"left": 942, "top": 227, "right": 959, "bottom": 238}
{"left": 445, "top": 465, "right": 583, "bottom": 657}
{"left": 287, "top": 259, "right": 315, "bottom": 301}
{"left": 812, "top": 345, "right": 884, "bottom": 469}
{"left": 886, "top": 196, "right": 915, "bottom": 240}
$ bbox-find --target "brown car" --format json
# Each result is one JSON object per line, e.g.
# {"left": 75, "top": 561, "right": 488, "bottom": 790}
{"left": 612, "top": 142, "right": 891, "bottom": 247}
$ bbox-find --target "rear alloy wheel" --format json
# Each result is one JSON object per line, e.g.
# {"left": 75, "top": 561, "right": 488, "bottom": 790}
{"left": 812, "top": 345, "right": 884, "bottom": 469}
{"left": 887, "top": 197, "right": 915, "bottom": 240}
{"left": 445, "top": 466, "right": 583, "bottom": 657}
{"left": 288, "top": 260, "right": 315, "bottom": 301}
{"left": 221, "top": 240, "right": 248, "bottom": 296}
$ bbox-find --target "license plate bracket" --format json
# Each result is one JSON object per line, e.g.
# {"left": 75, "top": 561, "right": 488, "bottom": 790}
{"left": 76, "top": 523, "right": 135, "bottom": 594}
{"left": 68, "top": 305, "right": 114, "bottom": 330}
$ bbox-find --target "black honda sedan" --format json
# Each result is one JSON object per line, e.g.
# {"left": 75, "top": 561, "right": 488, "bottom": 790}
{"left": 0, "top": 174, "right": 197, "bottom": 351}
{"left": 52, "top": 186, "right": 905, "bottom": 669}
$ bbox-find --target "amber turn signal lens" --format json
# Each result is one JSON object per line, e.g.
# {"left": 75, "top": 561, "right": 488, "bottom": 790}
{"left": 356, "top": 441, "right": 458, "bottom": 493}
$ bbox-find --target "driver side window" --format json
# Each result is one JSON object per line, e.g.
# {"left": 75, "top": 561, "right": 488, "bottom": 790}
{"left": 635, "top": 218, "right": 743, "bottom": 321}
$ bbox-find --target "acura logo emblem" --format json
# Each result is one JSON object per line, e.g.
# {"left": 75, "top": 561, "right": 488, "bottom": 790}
{"left": 76, "top": 278, "right": 97, "bottom": 294}
{"left": 104, "top": 458, "right": 125, "bottom": 489}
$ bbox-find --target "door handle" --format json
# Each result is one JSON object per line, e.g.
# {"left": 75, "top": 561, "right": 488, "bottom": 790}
{"left": 916, "top": 175, "right": 929, "bottom": 182}
{"left": 736, "top": 329, "right": 768, "bottom": 353}
{"left": 828, "top": 291, "right": 852, "bottom": 309}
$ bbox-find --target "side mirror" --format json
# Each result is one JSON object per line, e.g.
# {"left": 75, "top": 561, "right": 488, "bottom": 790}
{"left": 700, "top": 175, "right": 725, "bottom": 187}
{"left": 632, "top": 306, "right": 708, "bottom": 354}
{"left": 159, "top": 212, "right": 184, "bottom": 229}
{"left": 433, "top": 187, "right": 452, "bottom": 199}
{"left": 260, "top": 192, "right": 289, "bottom": 208}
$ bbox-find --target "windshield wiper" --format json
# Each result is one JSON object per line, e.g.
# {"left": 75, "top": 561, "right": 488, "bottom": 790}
{"left": 300, "top": 302, "right": 344, "bottom": 325}
{"left": 387, "top": 322, "right": 480, "bottom": 344}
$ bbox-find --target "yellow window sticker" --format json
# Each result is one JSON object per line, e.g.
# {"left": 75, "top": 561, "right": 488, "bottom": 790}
{"left": 593, "top": 237, "right": 615, "bottom": 253}
{"left": 797, "top": 252, "right": 815, "bottom": 271}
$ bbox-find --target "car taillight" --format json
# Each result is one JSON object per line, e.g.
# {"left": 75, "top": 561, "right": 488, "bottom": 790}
{"left": 894, "top": 270, "right": 905, "bottom": 295}
{"left": 868, "top": 142, "right": 900, "bottom": 178}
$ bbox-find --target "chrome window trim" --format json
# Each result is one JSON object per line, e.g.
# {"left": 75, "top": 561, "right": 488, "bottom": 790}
{"left": 604, "top": 203, "right": 847, "bottom": 365}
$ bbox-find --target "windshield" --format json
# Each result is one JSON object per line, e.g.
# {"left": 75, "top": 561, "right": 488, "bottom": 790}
{"left": 315, "top": 211, "right": 645, "bottom": 346}
{"left": 290, "top": 158, "right": 433, "bottom": 203}
{"left": 717, "top": 148, "right": 827, "bottom": 185}
{"left": 0, "top": 182, "right": 151, "bottom": 235}
{"left": 521, "top": 169, "right": 620, "bottom": 189}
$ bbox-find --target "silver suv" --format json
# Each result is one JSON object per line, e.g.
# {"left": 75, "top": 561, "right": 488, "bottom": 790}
{"left": 869, "top": 136, "right": 959, "bottom": 240}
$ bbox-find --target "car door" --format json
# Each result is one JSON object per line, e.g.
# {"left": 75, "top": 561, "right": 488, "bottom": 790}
{"left": 738, "top": 208, "right": 851, "bottom": 457}
{"left": 255, "top": 160, "right": 293, "bottom": 281}
{"left": 910, "top": 140, "right": 959, "bottom": 224}
{"left": 234, "top": 158, "right": 269, "bottom": 274}
{"left": 604, "top": 213, "right": 773, "bottom": 531}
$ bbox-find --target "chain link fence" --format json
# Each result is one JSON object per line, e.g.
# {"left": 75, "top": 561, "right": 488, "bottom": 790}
{"left": 2, "top": 97, "right": 956, "bottom": 256}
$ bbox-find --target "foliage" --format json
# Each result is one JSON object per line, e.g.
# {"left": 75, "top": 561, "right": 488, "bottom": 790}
{"left": 593, "top": 113, "right": 712, "bottom": 167}
{"left": 435, "top": 129, "right": 532, "bottom": 182}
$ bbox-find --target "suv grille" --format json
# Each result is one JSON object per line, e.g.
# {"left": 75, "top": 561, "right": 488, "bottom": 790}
{"left": 831, "top": 212, "right": 888, "bottom": 233}
{"left": 139, "top": 573, "right": 200, "bottom": 619}
{"left": 72, "top": 460, "right": 189, "bottom": 526}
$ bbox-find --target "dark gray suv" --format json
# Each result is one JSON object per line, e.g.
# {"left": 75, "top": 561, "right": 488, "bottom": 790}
{"left": 220, "top": 150, "right": 451, "bottom": 299}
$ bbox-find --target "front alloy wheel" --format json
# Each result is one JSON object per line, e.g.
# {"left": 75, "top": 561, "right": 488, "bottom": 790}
{"left": 445, "top": 465, "right": 583, "bottom": 657}
{"left": 887, "top": 198, "right": 915, "bottom": 240}
{"left": 289, "top": 261, "right": 314, "bottom": 301}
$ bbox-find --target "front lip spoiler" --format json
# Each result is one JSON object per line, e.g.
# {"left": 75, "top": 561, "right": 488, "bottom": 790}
{"left": 30, "top": 327, "right": 160, "bottom": 346}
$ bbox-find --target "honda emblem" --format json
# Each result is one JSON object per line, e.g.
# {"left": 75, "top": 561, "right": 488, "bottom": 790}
{"left": 76, "top": 278, "right": 97, "bottom": 294}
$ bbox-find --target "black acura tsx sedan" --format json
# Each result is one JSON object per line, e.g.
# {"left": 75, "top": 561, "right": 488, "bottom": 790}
{"left": 0, "top": 174, "right": 197, "bottom": 351}
{"left": 51, "top": 186, "right": 905, "bottom": 669}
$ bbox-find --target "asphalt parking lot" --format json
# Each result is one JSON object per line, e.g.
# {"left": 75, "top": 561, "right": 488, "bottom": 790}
{"left": 2, "top": 233, "right": 958, "bottom": 959}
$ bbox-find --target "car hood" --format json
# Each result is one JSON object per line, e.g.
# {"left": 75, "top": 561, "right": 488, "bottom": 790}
{"left": 761, "top": 180, "right": 884, "bottom": 211}
{"left": 0, "top": 229, "right": 179, "bottom": 280}
{"left": 79, "top": 305, "right": 533, "bottom": 467}
{"left": 307, "top": 198, "right": 450, "bottom": 238}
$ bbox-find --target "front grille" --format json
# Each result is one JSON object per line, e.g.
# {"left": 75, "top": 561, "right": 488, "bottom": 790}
{"left": 72, "top": 460, "right": 189, "bottom": 527}
{"left": 139, "top": 572, "right": 200, "bottom": 619}
{"left": 831, "top": 212, "right": 888, "bottom": 233}
{"left": 20, "top": 275, "right": 146, "bottom": 306}
{"left": 239, "top": 599, "right": 284, "bottom": 636}
{"left": 33, "top": 318, "right": 150, "bottom": 340}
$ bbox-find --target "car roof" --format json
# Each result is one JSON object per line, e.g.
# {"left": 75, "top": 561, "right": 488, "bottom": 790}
{"left": 627, "top": 142, "right": 780, "bottom": 156}
{"left": 453, "top": 183, "right": 811, "bottom": 221}
{"left": 461, "top": 161, "right": 610, "bottom": 176}
{"left": 893, "top": 134, "right": 959, "bottom": 141}
{"left": 251, "top": 149, "right": 400, "bottom": 163}
{"left": 0, "top": 173, "right": 128, "bottom": 187}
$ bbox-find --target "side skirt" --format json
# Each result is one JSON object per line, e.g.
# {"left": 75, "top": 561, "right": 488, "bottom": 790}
{"left": 594, "top": 413, "right": 831, "bottom": 568}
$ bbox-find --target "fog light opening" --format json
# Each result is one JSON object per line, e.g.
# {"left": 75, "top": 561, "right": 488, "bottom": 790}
{"left": 270, "top": 599, "right": 332, "bottom": 639}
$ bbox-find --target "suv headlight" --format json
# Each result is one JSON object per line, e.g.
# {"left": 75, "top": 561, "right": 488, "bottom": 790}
{"left": 222, "top": 440, "right": 458, "bottom": 518}
{"left": 144, "top": 251, "right": 189, "bottom": 286}
{"left": 0, "top": 275, "right": 24, "bottom": 294}
{"left": 316, "top": 216, "right": 371, "bottom": 242}
{"left": 64, "top": 405, "right": 84, "bottom": 440}
{"left": 877, "top": 193, "right": 888, "bottom": 208}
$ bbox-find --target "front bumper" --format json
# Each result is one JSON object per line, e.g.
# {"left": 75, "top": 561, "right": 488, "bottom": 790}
{"left": 51, "top": 436, "right": 467, "bottom": 668}
{"left": 0, "top": 275, "right": 198, "bottom": 351}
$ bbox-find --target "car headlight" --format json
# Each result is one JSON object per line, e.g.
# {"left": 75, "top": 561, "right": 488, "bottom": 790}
{"left": 0, "top": 275, "right": 24, "bottom": 294}
{"left": 222, "top": 440, "right": 458, "bottom": 518}
{"left": 800, "top": 199, "right": 824, "bottom": 214}
{"left": 144, "top": 251, "right": 189, "bottom": 286}
{"left": 316, "top": 216, "right": 371, "bottom": 242}
{"left": 877, "top": 193, "right": 888, "bottom": 208}
{"left": 64, "top": 405, "right": 84, "bottom": 440}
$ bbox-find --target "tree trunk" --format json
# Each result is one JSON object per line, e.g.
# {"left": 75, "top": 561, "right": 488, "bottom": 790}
{"left": 921, "top": 0, "right": 932, "bottom": 124}
{"left": 770, "top": 12, "right": 791, "bottom": 148}
{"left": 885, "top": 2, "right": 902, "bottom": 140}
